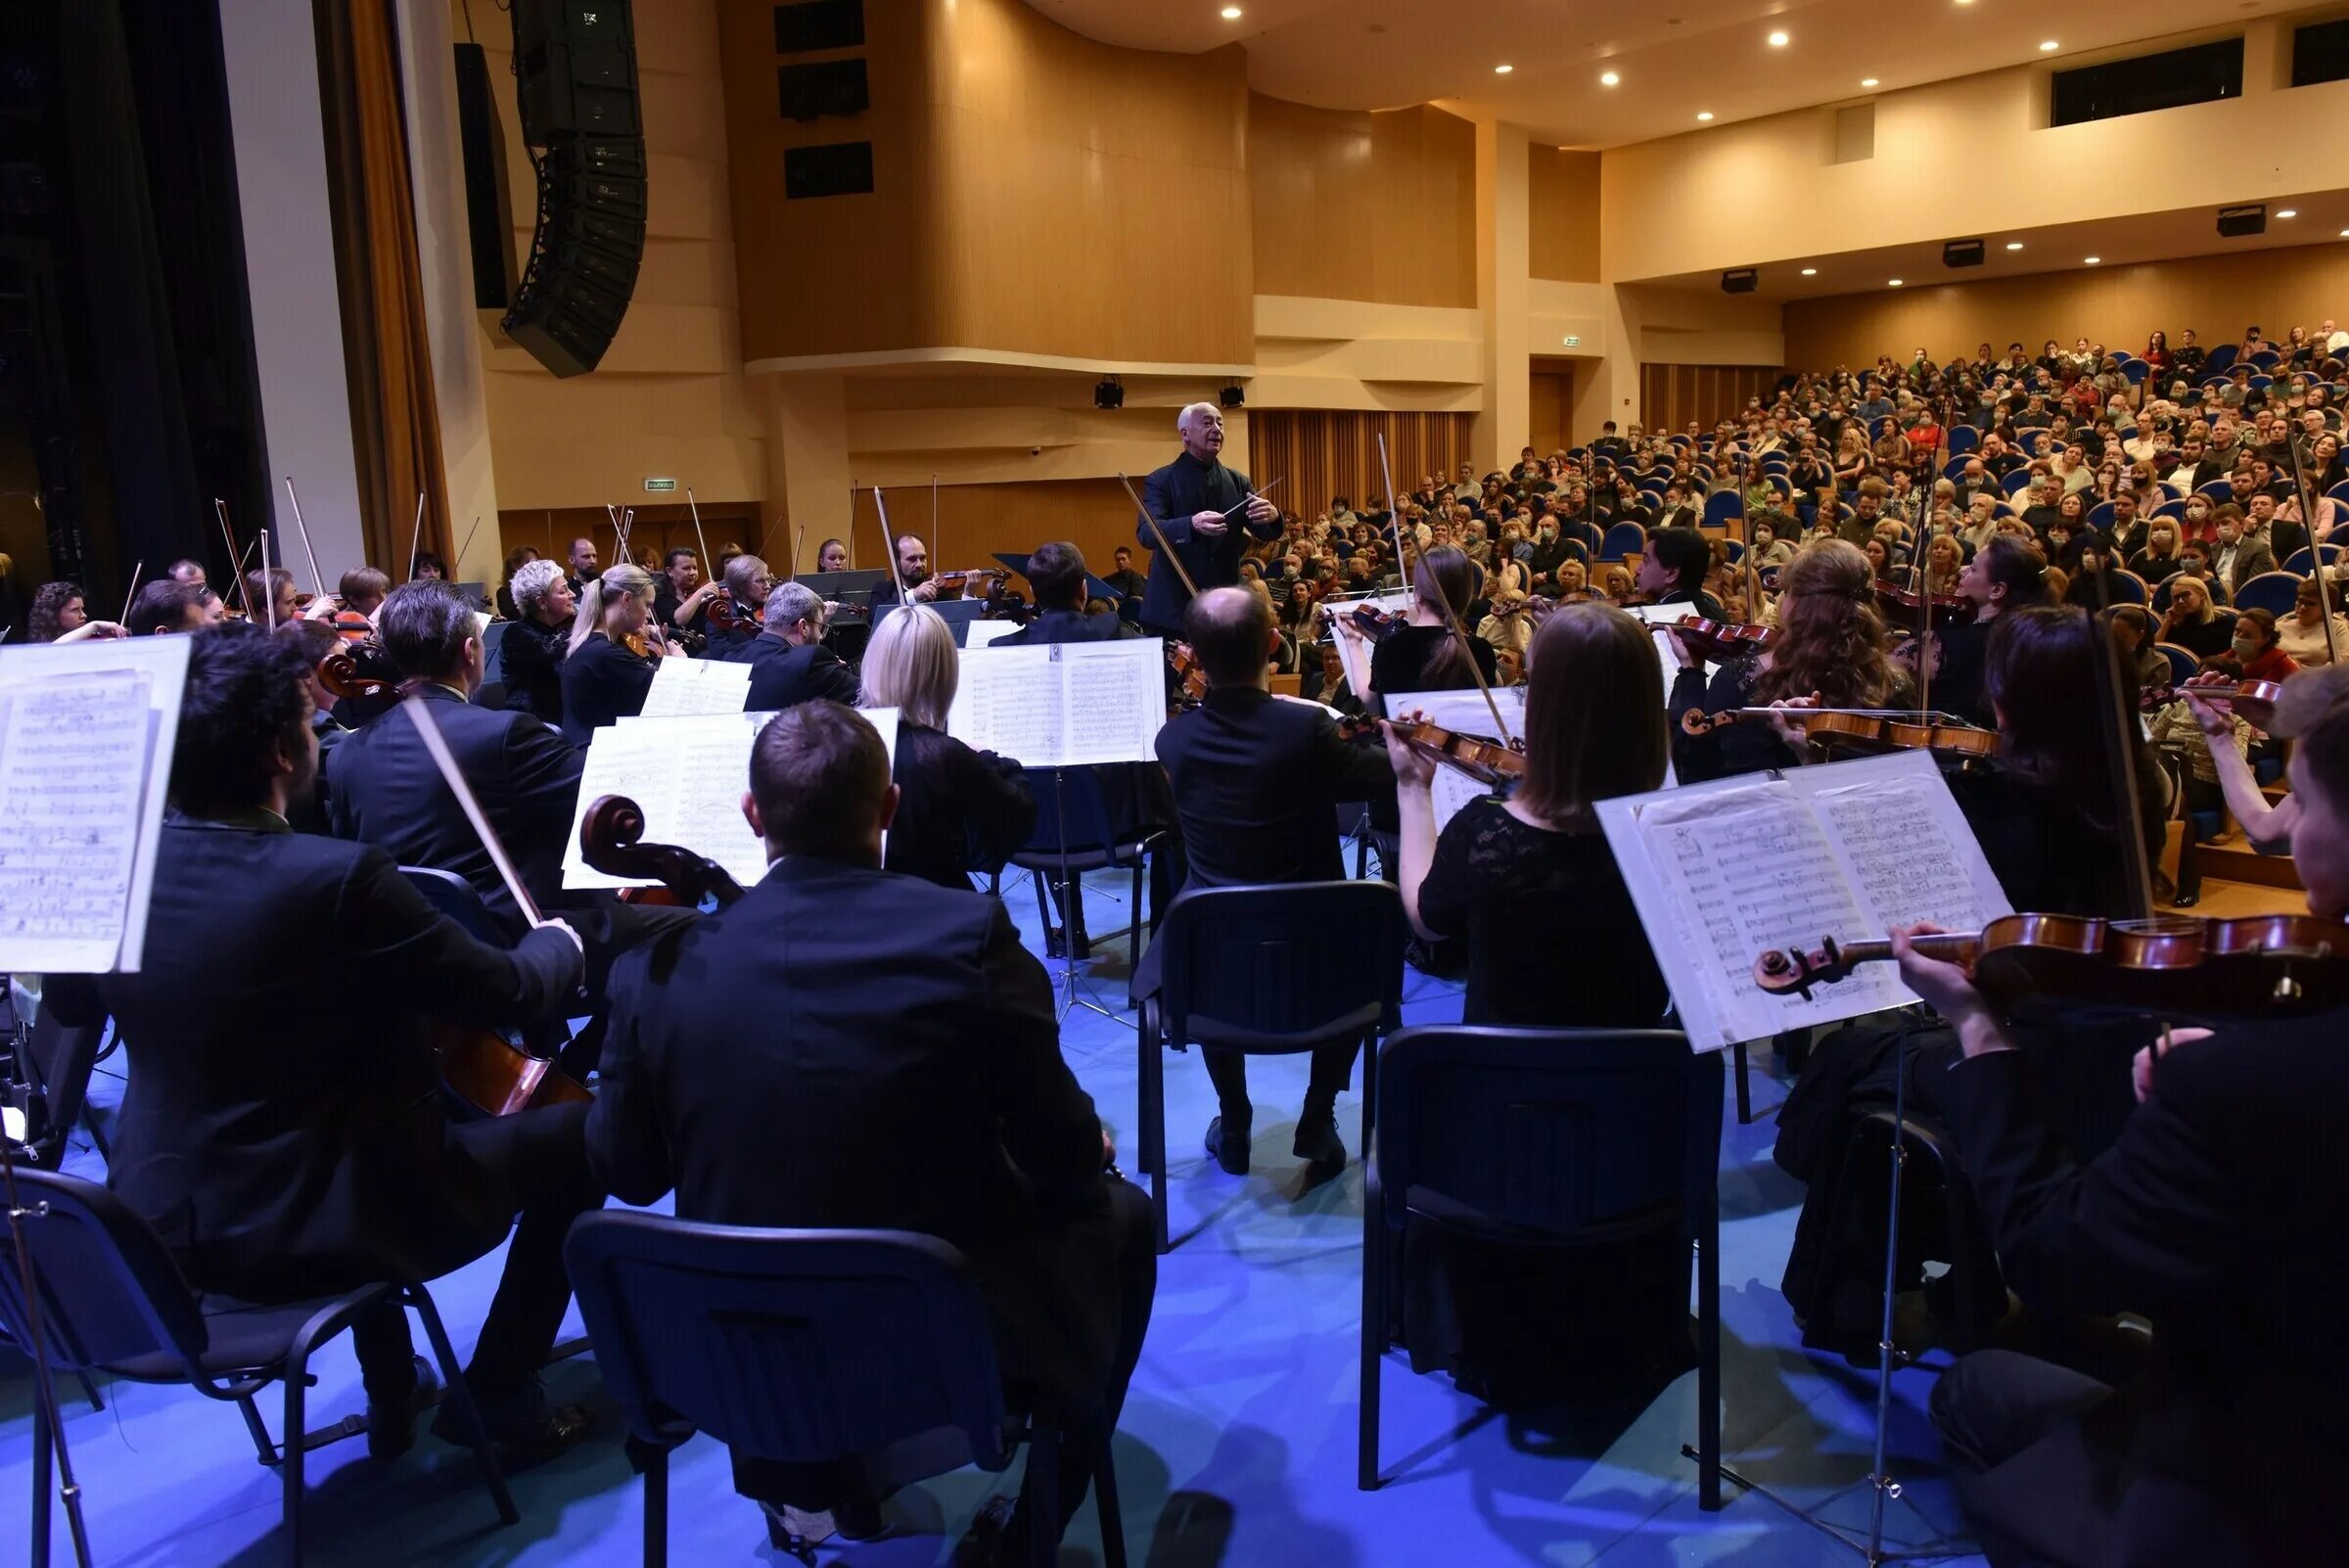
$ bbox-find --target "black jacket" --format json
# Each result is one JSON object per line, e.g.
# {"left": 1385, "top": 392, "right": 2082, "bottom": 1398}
{"left": 43, "top": 819, "right": 580, "bottom": 1298}
{"left": 1136, "top": 451, "right": 1281, "bottom": 632}
{"left": 560, "top": 632, "right": 658, "bottom": 747}
{"left": 992, "top": 608, "right": 1132, "bottom": 647}
{"left": 499, "top": 616, "right": 569, "bottom": 725}
{"left": 1155, "top": 686, "right": 1394, "bottom": 889}
{"left": 327, "top": 684, "right": 583, "bottom": 918}
{"left": 884, "top": 721, "right": 1036, "bottom": 890}
{"left": 727, "top": 631, "right": 859, "bottom": 711}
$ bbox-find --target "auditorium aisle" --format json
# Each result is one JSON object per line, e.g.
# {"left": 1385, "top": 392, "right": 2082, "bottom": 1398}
{"left": 4, "top": 860, "right": 1987, "bottom": 1566}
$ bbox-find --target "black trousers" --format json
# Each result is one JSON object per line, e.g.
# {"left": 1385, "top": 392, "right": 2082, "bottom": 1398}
{"left": 351, "top": 1100, "right": 603, "bottom": 1405}
{"left": 1200, "top": 1039, "right": 1359, "bottom": 1122}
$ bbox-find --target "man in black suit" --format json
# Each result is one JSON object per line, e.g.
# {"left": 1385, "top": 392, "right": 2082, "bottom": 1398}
{"left": 1141, "top": 587, "right": 1395, "bottom": 1176}
{"left": 729, "top": 580, "right": 860, "bottom": 710}
{"left": 1135, "top": 401, "right": 1282, "bottom": 636}
{"left": 993, "top": 542, "right": 1133, "bottom": 647}
{"left": 42, "top": 624, "right": 600, "bottom": 1457}
{"left": 1100, "top": 544, "right": 1146, "bottom": 607}
{"left": 1890, "top": 665, "right": 2349, "bottom": 1568}
{"left": 588, "top": 702, "right": 1154, "bottom": 1563}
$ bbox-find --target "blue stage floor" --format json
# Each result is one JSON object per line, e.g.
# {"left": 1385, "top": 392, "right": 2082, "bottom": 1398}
{"left": 6, "top": 862, "right": 1988, "bottom": 1566}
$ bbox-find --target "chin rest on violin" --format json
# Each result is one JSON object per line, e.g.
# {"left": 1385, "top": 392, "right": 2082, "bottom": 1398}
{"left": 1754, "top": 912, "right": 2349, "bottom": 1026}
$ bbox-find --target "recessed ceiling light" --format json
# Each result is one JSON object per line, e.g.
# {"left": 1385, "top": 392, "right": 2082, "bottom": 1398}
{"left": 2004, "top": 241, "right": 2024, "bottom": 251}
{"left": 1696, "top": 111, "right": 1714, "bottom": 121}
{"left": 1220, "top": 4, "right": 1242, "bottom": 17}
{"left": 1888, "top": 278, "right": 1904, "bottom": 288}
{"left": 2340, "top": 228, "right": 2349, "bottom": 238}
{"left": 2040, "top": 40, "right": 2058, "bottom": 52}
{"left": 1861, "top": 77, "right": 1879, "bottom": 88}
{"left": 2277, "top": 208, "right": 2298, "bottom": 218}
{"left": 1494, "top": 63, "right": 1513, "bottom": 74}
{"left": 1599, "top": 70, "right": 1621, "bottom": 86}
{"left": 1801, "top": 267, "right": 1818, "bottom": 276}
{"left": 1768, "top": 30, "right": 1790, "bottom": 47}
{"left": 2084, "top": 255, "right": 2100, "bottom": 265}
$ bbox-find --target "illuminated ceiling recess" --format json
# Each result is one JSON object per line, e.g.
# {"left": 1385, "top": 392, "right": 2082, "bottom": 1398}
{"left": 1016, "top": 0, "right": 2306, "bottom": 148}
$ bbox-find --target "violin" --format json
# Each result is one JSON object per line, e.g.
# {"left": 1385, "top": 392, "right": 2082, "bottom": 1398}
{"left": 1680, "top": 705, "right": 1998, "bottom": 762}
{"left": 1672, "top": 615, "right": 1775, "bottom": 664}
{"left": 1875, "top": 584, "right": 1972, "bottom": 630}
{"left": 932, "top": 567, "right": 1009, "bottom": 598}
{"left": 578, "top": 794, "right": 746, "bottom": 911}
{"left": 1169, "top": 642, "right": 1208, "bottom": 705}
{"left": 2170, "top": 673, "right": 2286, "bottom": 733}
{"left": 1383, "top": 716, "right": 1526, "bottom": 788}
{"left": 1752, "top": 912, "right": 2349, "bottom": 1026}
{"left": 1321, "top": 602, "right": 1405, "bottom": 640}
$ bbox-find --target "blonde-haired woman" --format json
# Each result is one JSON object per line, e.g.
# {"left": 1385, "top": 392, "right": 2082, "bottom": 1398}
{"left": 560, "top": 563, "right": 674, "bottom": 746}
{"left": 857, "top": 603, "right": 1035, "bottom": 891}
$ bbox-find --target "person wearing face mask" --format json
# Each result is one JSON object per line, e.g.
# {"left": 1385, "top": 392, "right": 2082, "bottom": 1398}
{"left": 2229, "top": 608, "right": 2300, "bottom": 682}
{"left": 1525, "top": 511, "right": 1582, "bottom": 596}
{"left": 2210, "top": 505, "right": 2276, "bottom": 599}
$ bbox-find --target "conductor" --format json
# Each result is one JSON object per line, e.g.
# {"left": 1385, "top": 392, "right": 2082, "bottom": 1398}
{"left": 1136, "top": 401, "right": 1282, "bottom": 636}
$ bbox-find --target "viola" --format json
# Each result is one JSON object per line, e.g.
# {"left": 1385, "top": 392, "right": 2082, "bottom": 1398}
{"left": 1672, "top": 615, "right": 1775, "bottom": 664}
{"left": 1384, "top": 716, "right": 1526, "bottom": 788}
{"left": 578, "top": 793, "right": 746, "bottom": 911}
{"left": 1752, "top": 912, "right": 2349, "bottom": 1026}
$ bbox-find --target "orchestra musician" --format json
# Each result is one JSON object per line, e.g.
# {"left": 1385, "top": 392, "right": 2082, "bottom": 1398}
{"left": 586, "top": 702, "right": 1154, "bottom": 1563}
{"left": 1635, "top": 526, "right": 1726, "bottom": 619}
{"left": 166, "top": 557, "right": 208, "bottom": 588}
{"left": 991, "top": 542, "right": 1133, "bottom": 646}
{"left": 1890, "top": 664, "right": 2349, "bottom": 1568}
{"left": 563, "top": 535, "right": 601, "bottom": 599}
{"left": 855, "top": 602, "right": 1036, "bottom": 891}
{"left": 814, "top": 536, "right": 851, "bottom": 573}
{"left": 128, "top": 578, "right": 227, "bottom": 635}
{"left": 1134, "top": 402, "right": 1282, "bottom": 637}
{"left": 560, "top": 563, "right": 676, "bottom": 748}
{"left": 652, "top": 546, "right": 720, "bottom": 652}
{"left": 40, "top": 624, "right": 602, "bottom": 1458}
{"left": 868, "top": 533, "right": 942, "bottom": 610}
{"left": 1351, "top": 544, "right": 1498, "bottom": 715}
{"left": 728, "top": 580, "right": 859, "bottom": 710}
{"left": 245, "top": 566, "right": 299, "bottom": 628}
{"left": 499, "top": 559, "right": 576, "bottom": 726}
{"left": 1137, "top": 586, "right": 1396, "bottom": 1176}
{"left": 706, "top": 553, "right": 775, "bottom": 653}
{"left": 334, "top": 566, "right": 392, "bottom": 644}
{"left": 1903, "top": 535, "right": 2047, "bottom": 725}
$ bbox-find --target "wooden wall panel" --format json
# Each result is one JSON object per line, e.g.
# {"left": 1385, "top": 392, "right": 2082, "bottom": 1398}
{"left": 1639, "top": 364, "right": 1784, "bottom": 435}
{"left": 1250, "top": 411, "right": 1476, "bottom": 519}
{"left": 1250, "top": 95, "right": 1475, "bottom": 309}
{"left": 1528, "top": 147, "right": 1600, "bottom": 284}
{"left": 1783, "top": 246, "right": 2349, "bottom": 372}
{"left": 1528, "top": 368, "right": 1575, "bottom": 457}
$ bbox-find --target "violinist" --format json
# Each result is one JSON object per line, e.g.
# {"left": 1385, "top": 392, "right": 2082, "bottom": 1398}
{"left": 868, "top": 532, "right": 942, "bottom": 610}
{"left": 653, "top": 546, "right": 721, "bottom": 652}
{"left": 1636, "top": 526, "right": 1725, "bottom": 618}
{"left": 856, "top": 602, "right": 1036, "bottom": 891}
{"left": 814, "top": 536, "right": 851, "bottom": 573}
{"left": 494, "top": 544, "right": 538, "bottom": 619}
{"left": 410, "top": 550, "right": 447, "bottom": 583}
{"left": 25, "top": 580, "right": 125, "bottom": 644}
{"left": 1671, "top": 539, "right": 1903, "bottom": 782}
{"left": 40, "top": 624, "right": 602, "bottom": 1459}
{"left": 333, "top": 566, "right": 391, "bottom": 643}
{"left": 706, "top": 552, "right": 774, "bottom": 653}
{"left": 166, "top": 556, "right": 208, "bottom": 588}
{"left": 560, "top": 563, "right": 675, "bottom": 747}
{"left": 1906, "top": 535, "right": 2048, "bottom": 726}
{"left": 1354, "top": 544, "right": 1498, "bottom": 715}
{"left": 245, "top": 565, "right": 299, "bottom": 628}
{"left": 500, "top": 559, "right": 576, "bottom": 726}
{"left": 1887, "top": 665, "right": 2349, "bottom": 1568}
{"left": 729, "top": 579, "right": 858, "bottom": 711}
{"left": 991, "top": 542, "right": 1133, "bottom": 646}
{"left": 129, "top": 578, "right": 227, "bottom": 635}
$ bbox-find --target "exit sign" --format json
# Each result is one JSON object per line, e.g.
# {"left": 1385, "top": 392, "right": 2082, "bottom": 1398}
{"left": 1561, "top": 335, "right": 1582, "bottom": 346}
{"left": 643, "top": 477, "right": 677, "bottom": 493}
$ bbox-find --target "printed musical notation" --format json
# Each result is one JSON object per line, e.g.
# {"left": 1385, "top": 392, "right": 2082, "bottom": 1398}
{"left": 638, "top": 655, "right": 753, "bottom": 718}
{"left": 0, "top": 673, "right": 152, "bottom": 971}
{"left": 949, "top": 639, "right": 1164, "bottom": 767}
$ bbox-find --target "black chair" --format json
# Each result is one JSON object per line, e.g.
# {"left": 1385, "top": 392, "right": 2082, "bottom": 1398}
{"left": 565, "top": 1211, "right": 1125, "bottom": 1568}
{"left": 1357, "top": 1026, "right": 1724, "bottom": 1504}
{"left": 1133, "top": 881, "right": 1407, "bottom": 1252}
{"left": 0, "top": 1169, "right": 513, "bottom": 1568}
{"left": 1006, "top": 765, "right": 1161, "bottom": 971}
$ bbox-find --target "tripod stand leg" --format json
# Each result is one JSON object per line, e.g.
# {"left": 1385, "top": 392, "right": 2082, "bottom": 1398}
{"left": 1866, "top": 1024, "right": 1915, "bottom": 1561}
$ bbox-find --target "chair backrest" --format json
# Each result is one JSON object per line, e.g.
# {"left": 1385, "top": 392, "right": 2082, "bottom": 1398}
{"left": 1599, "top": 522, "right": 1646, "bottom": 561}
{"left": 2205, "top": 344, "right": 2236, "bottom": 375}
{"left": 0, "top": 1169, "right": 211, "bottom": 1375}
{"left": 1156, "top": 881, "right": 1406, "bottom": 1046}
{"left": 564, "top": 1213, "right": 1011, "bottom": 1467}
{"left": 2326, "top": 481, "right": 2349, "bottom": 507}
{"left": 2195, "top": 480, "right": 2234, "bottom": 506}
{"left": 2283, "top": 544, "right": 2344, "bottom": 576}
{"left": 479, "top": 620, "right": 512, "bottom": 685}
{"left": 2106, "top": 571, "right": 2150, "bottom": 605}
{"left": 1701, "top": 491, "right": 1741, "bottom": 527}
{"left": 1946, "top": 426, "right": 1979, "bottom": 454}
{"left": 400, "top": 864, "right": 504, "bottom": 944}
{"left": 2149, "top": 576, "right": 2175, "bottom": 615}
{"left": 2002, "top": 469, "right": 2033, "bottom": 496}
{"left": 2233, "top": 572, "right": 2302, "bottom": 618}
{"left": 1371, "top": 1027, "right": 1723, "bottom": 1246}
{"left": 2153, "top": 642, "right": 2199, "bottom": 685}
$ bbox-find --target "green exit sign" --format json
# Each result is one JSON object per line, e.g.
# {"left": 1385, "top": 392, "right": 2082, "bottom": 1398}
{"left": 644, "top": 477, "right": 678, "bottom": 493}
{"left": 1561, "top": 335, "right": 1582, "bottom": 346}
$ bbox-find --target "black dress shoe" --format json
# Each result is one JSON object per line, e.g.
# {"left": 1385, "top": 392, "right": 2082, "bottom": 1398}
{"left": 1292, "top": 1112, "right": 1346, "bottom": 1170}
{"left": 1204, "top": 1114, "right": 1252, "bottom": 1176}
{"left": 431, "top": 1374, "right": 597, "bottom": 1463}
{"left": 953, "top": 1495, "right": 1025, "bottom": 1568}
{"left": 2172, "top": 890, "right": 2200, "bottom": 908}
{"left": 365, "top": 1356, "right": 440, "bottom": 1462}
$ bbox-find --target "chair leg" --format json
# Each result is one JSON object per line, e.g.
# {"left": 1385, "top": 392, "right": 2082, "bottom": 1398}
{"left": 236, "top": 1394, "right": 279, "bottom": 1464}
{"left": 1127, "top": 855, "right": 1144, "bottom": 976}
{"left": 1030, "top": 868, "right": 1055, "bottom": 956}
{"left": 1697, "top": 1192, "right": 1723, "bottom": 1511}
{"left": 1358, "top": 1201, "right": 1382, "bottom": 1491}
{"left": 31, "top": 1387, "right": 51, "bottom": 1568}
{"left": 282, "top": 1365, "right": 307, "bottom": 1568}
{"left": 1093, "top": 1434, "right": 1127, "bottom": 1568}
{"left": 76, "top": 1372, "right": 102, "bottom": 1413}
{"left": 1027, "top": 1425, "right": 1060, "bottom": 1568}
{"left": 1733, "top": 1041, "right": 1752, "bottom": 1126}
{"left": 643, "top": 1446, "right": 668, "bottom": 1568}
{"left": 409, "top": 1288, "right": 520, "bottom": 1528}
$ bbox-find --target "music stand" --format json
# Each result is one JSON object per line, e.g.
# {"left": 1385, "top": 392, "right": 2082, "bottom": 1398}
{"left": 874, "top": 597, "right": 986, "bottom": 647}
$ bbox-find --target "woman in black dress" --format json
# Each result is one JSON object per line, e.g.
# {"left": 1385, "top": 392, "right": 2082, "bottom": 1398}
{"left": 1359, "top": 544, "right": 1498, "bottom": 715}
{"left": 855, "top": 603, "right": 1035, "bottom": 891}
{"left": 559, "top": 563, "right": 677, "bottom": 747}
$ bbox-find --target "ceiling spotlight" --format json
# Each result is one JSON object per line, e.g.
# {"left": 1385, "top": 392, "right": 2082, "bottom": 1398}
{"left": 2040, "top": 40, "right": 2058, "bottom": 52}
{"left": 1861, "top": 77, "right": 1879, "bottom": 87}
{"left": 1220, "top": 4, "right": 1242, "bottom": 17}
{"left": 2340, "top": 228, "right": 2349, "bottom": 237}
{"left": 1494, "top": 63, "right": 1513, "bottom": 73}
{"left": 2277, "top": 208, "right": 2298, "bottom": 218}
{"left": 2084, "top": 255, "right": 2100, "bottom": 265}
{"left": 2005, "top": 241, "right": 2024, "bottom": 251}
{"left": 1696, "top": 111, "right": 1714, "bottom": 121}
{"left": 1801, "top": 267, "right": 1819, "bottom": 276}
{"left": 1768, "top": 30, "right": 1790, "bottom": 47}
{"left": 1888, "top": 278, "right": 1904, "bottom": 288}
{"left": 1599, "top": 70, "right": 1620, "bottom": 86}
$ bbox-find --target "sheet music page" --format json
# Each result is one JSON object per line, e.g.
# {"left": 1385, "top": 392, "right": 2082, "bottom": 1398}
{"left": 1055, "top": 640, "right": 1166, "bottom": 766}
{"left": 564, "top": 714, "right": 770, "bottom": 892}
{"left": 949, "top": 645, "right": 1067, "bottom": 763}
{"left": 1384, "top": 685, "right": 1527, "bottom": 741}
{"left": 966, "top": 619, "right": 1022, "bottom": 649}
{"left": 1809, "top": 755, "right": 2012, "bottom": 933}
{"left": 638, "top": 655, "right": 752, "bottom": 718}
{"left": 0, "top": 635, "right": 188, "bottom": 972}
{"left": 0, "top": 673, "right": 152, "bottom": 972}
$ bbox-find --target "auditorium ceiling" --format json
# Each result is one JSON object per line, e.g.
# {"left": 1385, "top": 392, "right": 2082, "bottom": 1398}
{"left": 1020, "top": 0, "right": 2309, "bottom": 149}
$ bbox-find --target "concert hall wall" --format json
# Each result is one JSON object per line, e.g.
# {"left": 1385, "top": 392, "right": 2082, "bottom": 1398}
{"left": 1248, "top": 411, "right": 1476, "bottom": 523}
{"left": 1783, "top": 244, "right": 2349, "bottom": 371}
{"left": 1249, "top": 96, "right": 1476, "bottom": 310}
{"left": 1528, "top": 147, "right": 1601, "bottom": 286}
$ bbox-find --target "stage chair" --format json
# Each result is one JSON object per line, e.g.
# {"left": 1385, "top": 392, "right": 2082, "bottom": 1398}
{"left": 565, "top": 1214, "right": 1124, "bottom": 1568}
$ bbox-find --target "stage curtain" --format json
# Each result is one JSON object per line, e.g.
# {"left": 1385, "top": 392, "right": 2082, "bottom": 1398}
{"left": 1248, "top": 411, "right": 1477, "bottom": 523}
{"left": 314, "top": 0, "right": 448, "bottom": 575}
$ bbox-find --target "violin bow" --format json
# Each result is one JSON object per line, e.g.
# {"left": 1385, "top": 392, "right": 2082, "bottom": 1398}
{"left": 1377, "top": 431, "right": 1513, "bottom": 747}
{"left": 687, "top": 487, "right": 712, "bottom": 582}
{"left": 2280, "top": 410, "right": 2341, "bottom": 667}
{"left": 408, "top": 491, "right": 426, "bottom": 582}
{"left": 1116, "top": 471, "right": 1198, "bottom": 597}
{"left": 258, "top": 530, "right": 277, "bottom": 631}
{"left": 214, "top": 499, "right": 255, "bottom": 619}
{"left": 283, "top": 477, "right": 328, "bottom": 602}
{"left": 454, "top": 514, "right": 484, "bottom": 579}
{"left": 401, "top": 693, "right": 547, "bottom": 927}
{"left": 119, "top": 559, "right": 143, "bottom": 626}
{"left": 872, "top": 485, "right": 913, "bottom": 604}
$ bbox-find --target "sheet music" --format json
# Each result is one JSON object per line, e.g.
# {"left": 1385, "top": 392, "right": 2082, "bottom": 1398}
{"left": 0, "top": 636, "right": 188, "bottom": 973}
{"left": 1596, "top": 751, "right": 2010, "bottom": 1052}
{"left": 950, "top": 640, "right": 1162, "bottom": 766}
{"left": 638, "top": 655, "right": 751, "bottom": 718}
{"left": 1386, "top": 687, "right": 1526, "bottom": 833}
{"left": 966, "top": 619, "right": 1022, "bottom": 649}
{"left": 951, "top": 646, "right": 1065, "bottom": 762}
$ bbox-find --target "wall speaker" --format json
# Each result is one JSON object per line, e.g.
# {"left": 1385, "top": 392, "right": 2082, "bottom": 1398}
{"left": 1094, "top": 377, "right": 1124, "bottom": 410}
{"left": 510, "top": 0, "right": 639, "bottom": 141}
{"left": 2217, "top": 204, "right": 2266, "bottom": 238}
{"left": 1220, "top": 384, "right": 1245, "bottom": 410}
{"left": 785, "top": 141, "right": 874, "bottom": 199}
{"left": 778, "top": 58, "right": 869, "bottom": 120}
{"left": 1721, "top": 268, "right": 1757, "bottom": 294}
{"left": 1943, "top": 238, "right": 1985, "bottom": 268}
{"left": 453, "top": 43, "right": 516, "bottom": 311}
